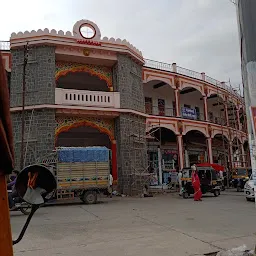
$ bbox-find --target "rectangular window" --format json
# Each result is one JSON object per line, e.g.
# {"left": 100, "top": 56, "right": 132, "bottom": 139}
{"left": 145, "top": 97, "right": 152, "bottom": 114}
{"left": 158, "top": 99, "right": 165, "bottom": 116}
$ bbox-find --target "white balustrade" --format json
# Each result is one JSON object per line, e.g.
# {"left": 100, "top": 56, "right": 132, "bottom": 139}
{"left": 55, "top": 88, "right": 120, "bottom": 108}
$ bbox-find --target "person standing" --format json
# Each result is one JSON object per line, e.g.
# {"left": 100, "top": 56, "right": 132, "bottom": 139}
{"left": 108, "top": 173, "right": 113, "bottom": 198}
{"left": 191, "top": 165, "right": 202, "bottom": 201}
{"left": 177, "top": 170, "right": 183, "bottom": 195}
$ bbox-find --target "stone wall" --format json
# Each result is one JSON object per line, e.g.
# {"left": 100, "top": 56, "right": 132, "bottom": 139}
{"left": 11, "top": 109, "right": 56, "bottom": 169}
{"left": 113, "top": 54, "right": 145, "bottom": 112}
{"left": 10, "top": 46, "right": 56, "bottom": 107}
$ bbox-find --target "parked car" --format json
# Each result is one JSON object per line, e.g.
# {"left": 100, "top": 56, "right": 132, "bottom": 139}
{"left": 244, "top": 175, "right": 255, "bottom": 201}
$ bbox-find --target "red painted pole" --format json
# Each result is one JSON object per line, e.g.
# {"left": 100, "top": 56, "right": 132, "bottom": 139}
{"left": 111, "top": 140, "right": 118, "bottom": 182}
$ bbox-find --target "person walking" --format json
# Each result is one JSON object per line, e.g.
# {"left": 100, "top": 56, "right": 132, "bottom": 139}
{"left": 108, "top": 173, "right": 113, "bottom": 198}
{"left": 191, "top": 165, "right": 202, "bottom": 201}
{"left": 177, "top": 170, "right": 182, "bottom": 195}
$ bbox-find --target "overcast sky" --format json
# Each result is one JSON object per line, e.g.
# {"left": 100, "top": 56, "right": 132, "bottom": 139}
{"left": 1, "top": 0, "right": 241, "bottom": 89}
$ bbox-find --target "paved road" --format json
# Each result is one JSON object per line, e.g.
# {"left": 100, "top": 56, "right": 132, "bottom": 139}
{"left": 11, "top": 191, "right": 256, "bottom": 256}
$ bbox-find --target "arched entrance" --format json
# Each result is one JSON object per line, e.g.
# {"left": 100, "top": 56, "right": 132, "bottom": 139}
{"left": 180, "top": 87, "right": 205, "bottom": 121}
{"left": 143, "top": 80, "right": 176, "bottom": 116}
{"left": 212, "top": 134, "right": 229, "bottom": 166}
{"left": 56, "top": 126, "right": 111, "bottom": 148}
{"left": 147, "top": 127, "right": 178, "bottom": 185}
{"left": 55, "top": 120, "right": 117, "bottom": 181}
{"left": 183, "top": 130, "right": 207, "bottom": 166}
{"left": 56, "top": 72, "right": 109, "bottom": 92}
{"left": 207, "top": 94, "right": 226, "bottom": 125}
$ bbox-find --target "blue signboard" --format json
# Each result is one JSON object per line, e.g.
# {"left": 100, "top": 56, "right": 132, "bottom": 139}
{"left": 182, "top": 107, "right": 197, "bottom": 119}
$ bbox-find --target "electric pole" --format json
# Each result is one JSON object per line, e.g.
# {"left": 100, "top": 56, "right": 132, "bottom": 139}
{"left": 20, "top": 42, "right": 29, "bottom": 170}
{"left": 236, "top": 0, "right": 256, "bottom": 200}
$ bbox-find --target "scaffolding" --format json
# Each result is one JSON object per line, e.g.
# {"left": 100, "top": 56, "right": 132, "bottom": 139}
{"left": 119, "top": 114, "right": 151, "bottom": 196}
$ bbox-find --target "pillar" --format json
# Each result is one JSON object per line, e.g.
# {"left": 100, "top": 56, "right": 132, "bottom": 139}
{"left": 177, "top": 134, "right": 184, "bottom": 169}
{"left": 241, "top": 143, "right": 246, "bottom": 167}
{"left": 203, "top": 96, "right": 208, "bottom": 121}
{"left": 207, "top": 137, "right": 213, "bottom": 163}
{"left": 228, "top": 142, "right": 234, "bottom": 169}
{"left": 224, "top": 104, "right": 229, "bottom": 126}
{"left": 172, "top": 63, "right": 177, "bottom": 73}
{"left": 175, "top": 89, "right": 180, "bottom": 117}
{"left": 236, "top": 108, "right": 241, "bottom": 130}
{"left": 111, "top": 140, "right": 118, "bottom": 182}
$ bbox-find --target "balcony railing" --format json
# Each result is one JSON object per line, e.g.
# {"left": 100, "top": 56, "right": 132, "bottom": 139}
{"left": 144, "top": 58, "right": 242, "bottom": 99}
{"left": 146, "top": 106, "right": 176, "bottom": 117}
{"left": 0, "top": 41, "right": 10, "bottom": 50}
{"left": 55, "top": 88, "right": 120, "bottom": 108}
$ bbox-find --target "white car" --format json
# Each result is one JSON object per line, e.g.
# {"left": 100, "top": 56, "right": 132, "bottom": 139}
{"left": 244, "top": 176, "right": 255, "bottom": 201}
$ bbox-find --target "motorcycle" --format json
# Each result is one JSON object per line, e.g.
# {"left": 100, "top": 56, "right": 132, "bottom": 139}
{"left": 8, "top": 190, "right": 32, "bottom": 215}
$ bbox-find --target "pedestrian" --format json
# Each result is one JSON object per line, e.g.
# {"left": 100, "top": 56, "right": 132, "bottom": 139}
{"left": 191, "top": 165, "right": 202, "bottom": 201}
{"left": 177, "top": 170, "right": 183, "bottom": 195}
{"left": 108, "top": 173, "right": 113, "bottom": 198}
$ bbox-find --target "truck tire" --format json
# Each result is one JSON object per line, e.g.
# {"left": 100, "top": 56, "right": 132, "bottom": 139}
{"left": 81, "top": 191, "right": 97, "bottom": 204}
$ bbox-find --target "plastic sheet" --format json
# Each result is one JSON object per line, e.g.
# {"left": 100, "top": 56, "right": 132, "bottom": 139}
{"left": 57, "top": 147, "right": 109, "bottom": 163}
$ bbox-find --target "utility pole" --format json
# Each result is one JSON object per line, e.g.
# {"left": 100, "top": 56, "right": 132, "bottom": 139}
{"left": 236, "top": 0, "right": 256, "bottom": 202}
{"left": 20, "top": 42, "right": 29, "bottom": 170}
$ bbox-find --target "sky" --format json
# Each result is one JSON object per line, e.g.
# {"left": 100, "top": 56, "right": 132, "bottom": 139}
{"left": 0, "top": 0, "right": 241, "bottom": 89}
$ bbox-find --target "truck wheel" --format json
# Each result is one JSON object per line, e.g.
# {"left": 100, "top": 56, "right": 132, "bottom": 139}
{"left": 82, "top": 191, "right": 97, "bottom": 204}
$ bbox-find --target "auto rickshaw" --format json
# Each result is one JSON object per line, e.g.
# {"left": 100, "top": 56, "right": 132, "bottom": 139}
{"left": 181, "top": 166, "right": 221, "bottom": 199}
{"left": 232, "top": 167, "right": 252, "bottom": 192}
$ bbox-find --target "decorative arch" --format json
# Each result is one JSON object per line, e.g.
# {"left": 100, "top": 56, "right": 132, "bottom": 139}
{"left": 212, "top": 133, "right": 229, "bottom": 142}
{"left": 55, "top": 116, "right": 115, "bottom": 145}
{"left": 55, "top": 62, "right": 113, "bottom": 90}
{"left": 232, "top": 136, "right": 242, "bottom": 145}
{"left": 179, "top": 84, "right": 204, "bottom": 96}
{"left": 211, "top": 130, "right": 229, "bottom": 140}
{"left": 146, "top": 122, "right": 178, "bottom": 135}
{"left": 144, "top": 76, "right": 175, "bottom": 89}
{"left": 207, "top": 92, "right": 225, "bottom": 101}
{"left": 183, "top": 128, "right": 207, "bottom": 137}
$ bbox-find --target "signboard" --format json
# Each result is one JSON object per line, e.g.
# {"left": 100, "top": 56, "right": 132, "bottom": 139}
{"left": 181, "top": 107, "right": 197, "bottom": 119}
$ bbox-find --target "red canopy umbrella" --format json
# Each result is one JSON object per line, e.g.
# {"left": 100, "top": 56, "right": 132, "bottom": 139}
{"left": 197, "top": 163, "right": 225, "bottom": 172}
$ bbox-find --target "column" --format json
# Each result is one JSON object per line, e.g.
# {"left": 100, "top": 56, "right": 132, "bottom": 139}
{"left": 177, "top": 134, "right": 184, "bottom": 169}
{"left": 224, "top": 104, "right": 229, "bottom": 126}
{"left": 111, "top": 140, "right": 118, "bottom": 182}
{"left": 175, "top": 89, "right": 180, "bottom": 117}
{"left": 207, "top": 137, "right": 213, "bottom": 163}
{"left": 236, "top": 108, "right": 241, "bottom": 130}
{"left": 241, "top": 144, "right": 246, "bottom": 167}
{"left": 203, "top": 96, "right": 209, "bottom": 121}
{"left": 228, "top": 142, "right": 234, "bottom": 169}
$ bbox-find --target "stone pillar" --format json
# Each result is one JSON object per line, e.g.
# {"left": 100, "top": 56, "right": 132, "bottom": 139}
{"left": 203, "top": 96, "right": 208, "bottom": 121}
{"left": 177, "top": 134, "right": 184, "bottom": 169}
{"left": 172, "top": 63, "right": 177, "bottom": 73}
{"left": 207, "top": 137, "right": 213, "bottom": 163}
{"left": 175, "top": 89, "right": 180, "bottom": 117}
{"left": 224, "top": 104, "right": 229, "bottom": 126}
{"left": 10, "top": 46, "right": 56, "bottom": 168}
{"left": 113, "top": 54, "right": 147, "bottom": 195}
{"left": 201, "top": 72, "right": 206, "bottom": 81}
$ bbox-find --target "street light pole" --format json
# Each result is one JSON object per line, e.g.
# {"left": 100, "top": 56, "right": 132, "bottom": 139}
{"left": 20, "top": 42, "right": 28, "bottom": 170}
{"left": 236, "top": 0, "right": 256, "bottom": 202}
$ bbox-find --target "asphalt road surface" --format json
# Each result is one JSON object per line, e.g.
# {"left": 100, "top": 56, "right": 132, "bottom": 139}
{"left": 11, "top": 190, "right": 256, "bottom": 256}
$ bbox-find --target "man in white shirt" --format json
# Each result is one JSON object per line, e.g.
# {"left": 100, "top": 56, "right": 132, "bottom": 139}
{"left": 108, "top": 173, "right": 113, "bottom": 198}
{"left": 177, "top": 170, "right": 183, "bottom": 195}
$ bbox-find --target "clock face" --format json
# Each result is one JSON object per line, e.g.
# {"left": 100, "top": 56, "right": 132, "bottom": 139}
{"left": 79, "top": 24, "right": 96, "bottom": 39}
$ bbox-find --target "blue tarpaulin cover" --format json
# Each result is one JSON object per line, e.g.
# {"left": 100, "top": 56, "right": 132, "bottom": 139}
{"left": 57, "top": 147, "right": 109, "bottom": 163}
